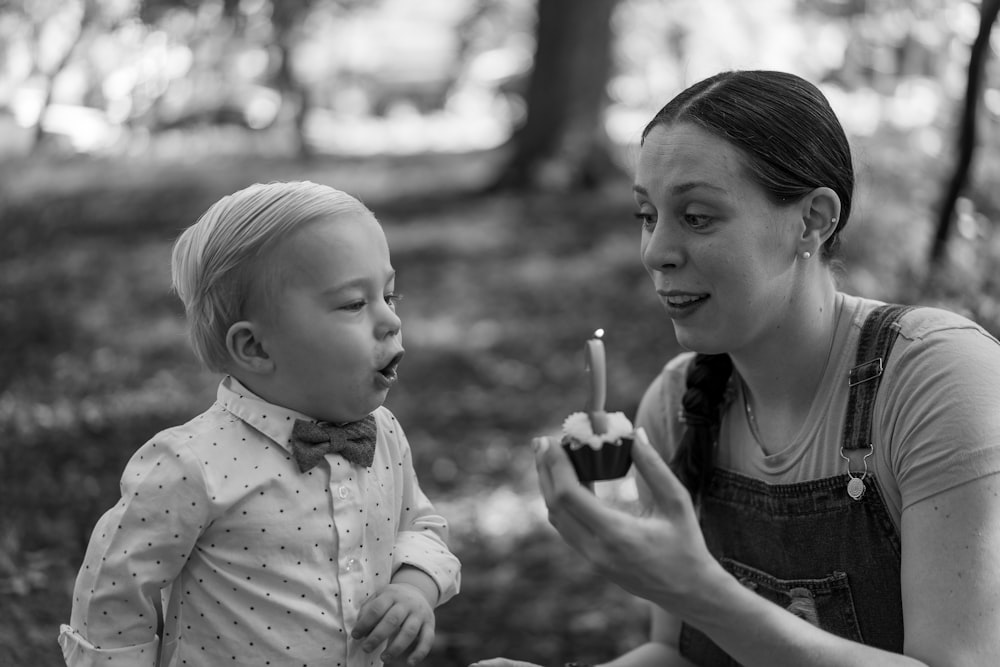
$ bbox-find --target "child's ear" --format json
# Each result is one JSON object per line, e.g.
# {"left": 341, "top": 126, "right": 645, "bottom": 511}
{"left": 225, "top": 321, "right": 274, "bottom": 375}
{"left": 796, "top": 186, "right": 841, "bottom": 257}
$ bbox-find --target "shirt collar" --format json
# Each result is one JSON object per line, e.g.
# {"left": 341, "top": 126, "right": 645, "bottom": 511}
{"left": 216, "top": 376, "right": 314, "bottom": 454}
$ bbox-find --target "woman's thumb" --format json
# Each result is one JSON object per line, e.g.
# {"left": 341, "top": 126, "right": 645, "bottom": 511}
{"left": 632, "top": 427, "right": 690, "bottom": 508}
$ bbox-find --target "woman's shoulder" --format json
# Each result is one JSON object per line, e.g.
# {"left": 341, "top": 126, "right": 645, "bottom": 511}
{"left": 843, "top": 293, "right": 998, "bottom": 347}
{"left": 635, "top": 351, "right": 697, "bottom": 441}
{"left": 898, "top": 304, "right": 999, "bottom": 345}
{"left": 642, "top": 351, "right": 696, "bottom": 403}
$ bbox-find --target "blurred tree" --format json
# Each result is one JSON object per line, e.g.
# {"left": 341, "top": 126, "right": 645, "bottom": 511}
{"left": 270, "top": 0, "right": 316, "bottom": 159}
{"left": 3, "top": 0, "right": 100, "bottom": 153}
{"left": 930, "top": 0, "right": 1000, "bottom": 266}
{"left": 489, "top": 0, "right": 622, "bottom": 192}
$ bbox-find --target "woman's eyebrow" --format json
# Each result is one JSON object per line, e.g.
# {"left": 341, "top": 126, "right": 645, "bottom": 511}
{"left": 633, "top": 182, "right": 726, "bottom": 197}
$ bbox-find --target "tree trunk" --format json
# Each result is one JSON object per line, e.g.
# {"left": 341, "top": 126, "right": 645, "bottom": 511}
{"left": 271, "top": 0, "right": 314, "bottom": 160}
{"left": 489, "top": 0, "right": 621, "bottom": 192}
{"left": 30, "top": 1, "right": 95, "bottom": 153}
{"left": 929, "top": 0, "right": 1000, "bottom": 266}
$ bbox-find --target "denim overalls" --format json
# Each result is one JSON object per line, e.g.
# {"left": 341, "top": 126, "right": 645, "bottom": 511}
{"left": 679, "top": 305, "right": 913, "bottom": 666}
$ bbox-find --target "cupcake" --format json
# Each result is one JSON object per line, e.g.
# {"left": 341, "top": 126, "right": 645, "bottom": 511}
{"left": 561, "top": 411, "right": 634, "bottom": 482}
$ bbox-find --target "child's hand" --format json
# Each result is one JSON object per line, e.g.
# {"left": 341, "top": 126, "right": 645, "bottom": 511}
{"left": 353, "top": 581, "right": 435, "bottom": 665}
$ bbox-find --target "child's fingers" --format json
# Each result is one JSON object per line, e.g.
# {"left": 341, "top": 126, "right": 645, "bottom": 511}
{"left": 352, "top": 594, "right": 392, "bottom": 642}
{"left": 381, "top": 612, "right": 429, "bottom": 663}
{"left": 357, "top": 601, "right": 407, "bottom": 653}
{"left": 399, "top": 622, "right": 434, "bottom": 665}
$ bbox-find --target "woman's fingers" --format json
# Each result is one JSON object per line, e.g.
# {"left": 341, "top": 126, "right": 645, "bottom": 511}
{"left": 533, "top": 435, "right": 629, "bottom": 549}
{"left": 631, "top": 427, "right": 693, "bottom": 514}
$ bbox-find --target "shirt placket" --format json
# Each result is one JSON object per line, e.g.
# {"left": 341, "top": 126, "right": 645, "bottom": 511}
{"left": 330, "top": 464, "right": 369, "bottom": 638}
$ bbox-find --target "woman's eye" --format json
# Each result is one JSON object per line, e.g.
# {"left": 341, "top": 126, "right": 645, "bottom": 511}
{"left": 684, "top": 213, "right": 714, "bottom": 230}
{"left": 384, "top": 292, "right": 403, "bottom": 308}
{"left": 634, "top": 212, "right": 656, "bottom": 229}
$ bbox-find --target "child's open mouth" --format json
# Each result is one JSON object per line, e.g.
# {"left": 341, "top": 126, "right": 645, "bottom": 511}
{"left": 377, "top": 351, "right": 404, "bottom": 384}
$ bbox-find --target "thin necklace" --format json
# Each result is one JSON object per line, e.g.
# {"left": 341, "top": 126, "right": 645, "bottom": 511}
{"left": 742, "top": 380, "right": 764, "bottom": 447}
{"left": 741, "top": 294, "right": 845, "bottom": 449}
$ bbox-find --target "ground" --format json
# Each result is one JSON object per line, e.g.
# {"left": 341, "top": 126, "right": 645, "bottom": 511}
{"left": 1, "top": 137, "right": 996, "bottom": 666}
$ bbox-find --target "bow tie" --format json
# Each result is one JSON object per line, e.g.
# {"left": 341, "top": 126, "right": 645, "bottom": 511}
{"left": 290, "top": 415, "right": 377, "bottom": 472}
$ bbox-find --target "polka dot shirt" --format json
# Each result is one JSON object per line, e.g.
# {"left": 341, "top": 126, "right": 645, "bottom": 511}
{"left": 59, "top": 376, "right": 461, "bottom": 667}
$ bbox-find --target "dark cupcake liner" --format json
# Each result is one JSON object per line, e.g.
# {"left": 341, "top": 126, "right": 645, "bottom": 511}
{"left": 562, "top": 436, "right": 633, "bottom": 482}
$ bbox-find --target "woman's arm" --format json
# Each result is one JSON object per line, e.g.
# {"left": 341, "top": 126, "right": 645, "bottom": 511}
{"left": 596, "top": 605, "right": 696, "bottom": 667}
{"left": 535, "top": 429, "right": 1000, "bottom": 667}
{"left": 468, "top": 605, "right": 696, "bottom": 667}
{"left": 898, "top": 474, "right": 1000, "bottom": 665}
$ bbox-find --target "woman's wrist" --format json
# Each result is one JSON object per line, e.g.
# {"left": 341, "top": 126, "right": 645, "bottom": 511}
{"left": 645, "top": 556, "right": 735, "bottom": 628}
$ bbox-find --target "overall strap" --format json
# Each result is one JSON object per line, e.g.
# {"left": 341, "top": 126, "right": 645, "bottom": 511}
{"left": 843, "top": 304, "right": 914, "bottom": 452}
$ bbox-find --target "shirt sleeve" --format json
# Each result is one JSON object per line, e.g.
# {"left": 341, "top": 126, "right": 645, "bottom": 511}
{"left": 879, "top": 315, "right": 1000, "bottom": 513}
{"left": 59, "top": 434, "right": 211, "bottom": 666}
{"left": 634, "top": 352, "right": 694, "bottom": 508}
{"left": 386, "top": 417, "right": 461, "bottom": 606}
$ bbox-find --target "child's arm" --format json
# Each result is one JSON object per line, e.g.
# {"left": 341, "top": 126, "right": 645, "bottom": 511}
{"left": 58, "top": 436, "right": 208, "bottom": 666}
{"left": 385, "top": 415, "right": 462, "bottom": 605}
{"left": 389, "top": 563, "right": 441, "bottom": 605}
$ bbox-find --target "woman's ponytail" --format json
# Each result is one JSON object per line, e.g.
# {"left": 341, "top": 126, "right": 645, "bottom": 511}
{"left": 670, "top": 353, "right": 733, "bottom": 498}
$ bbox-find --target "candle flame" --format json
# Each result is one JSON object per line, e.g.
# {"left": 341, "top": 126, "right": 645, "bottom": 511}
{"left": 593, "top": 328, "right": 604, "bottom": 339}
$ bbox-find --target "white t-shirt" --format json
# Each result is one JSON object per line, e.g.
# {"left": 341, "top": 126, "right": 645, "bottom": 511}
{"left": 636, "top": 293, "right": 1000, "bottom": 531}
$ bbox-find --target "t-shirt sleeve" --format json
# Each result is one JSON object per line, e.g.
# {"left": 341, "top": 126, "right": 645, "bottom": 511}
{"left": 634, "top": 352, "right": 696, "bottom": 507}
{"left": 878, "top": 313, "right": 1000, "bottom": 512}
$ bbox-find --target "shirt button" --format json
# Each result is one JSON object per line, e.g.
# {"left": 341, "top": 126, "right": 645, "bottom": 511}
{"left": 345, "top": 558, "right": 359, "bottom": 572}
{"left": 338, "top": 486, "right": 350, "bottom": 499}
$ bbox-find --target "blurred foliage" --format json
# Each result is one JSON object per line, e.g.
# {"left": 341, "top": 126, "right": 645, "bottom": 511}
{"left": 1, "top": 139, "right": 998, "bottom": 665}
{"left": 0, "top": 150, "right": 668, "bottom": 665}
{"left": 2, "top": 0, "right": 1000, "bottom": 160}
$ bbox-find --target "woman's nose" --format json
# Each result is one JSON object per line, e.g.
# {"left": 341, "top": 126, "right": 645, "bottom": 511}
{"left": 641, "top": 222, "right": 683, "bottom": 272}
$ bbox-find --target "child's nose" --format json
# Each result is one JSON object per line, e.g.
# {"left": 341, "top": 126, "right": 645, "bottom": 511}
{"left": 377, "top": 304, "right": 401, "bottom": 338}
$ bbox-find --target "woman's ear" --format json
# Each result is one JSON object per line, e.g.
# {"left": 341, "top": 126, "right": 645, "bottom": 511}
{"left": 797, "top": 186, "right": 841, "bottom": 257}
{"left": 225, "top": 321, "right": 274, "bottom": 375}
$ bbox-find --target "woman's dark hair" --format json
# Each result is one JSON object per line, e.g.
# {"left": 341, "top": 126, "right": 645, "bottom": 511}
{"left": 643, "top": 71, "right": 855, "bottom": 497}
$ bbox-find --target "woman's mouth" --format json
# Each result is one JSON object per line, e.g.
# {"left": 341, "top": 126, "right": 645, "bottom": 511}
{"left": 658, "top": 291, "right": 709, "bottom": 316}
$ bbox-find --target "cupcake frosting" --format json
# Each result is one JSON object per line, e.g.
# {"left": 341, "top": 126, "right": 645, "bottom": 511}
{"left": 562, "top": 411, "right": 634, "bottom": 450}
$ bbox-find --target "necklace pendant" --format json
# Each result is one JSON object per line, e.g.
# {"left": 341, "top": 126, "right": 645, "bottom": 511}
{"left": 847, "top": 476, "right": 866, "bottom": 500}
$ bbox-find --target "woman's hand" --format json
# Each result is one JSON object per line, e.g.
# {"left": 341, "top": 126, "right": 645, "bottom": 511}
{"left": 534, "top": 428, "right": 726, "bottom": 614}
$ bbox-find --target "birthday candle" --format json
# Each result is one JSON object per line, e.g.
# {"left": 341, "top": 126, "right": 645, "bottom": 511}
{"left": 585, "top": 329, "right": 608, "bottom": 433}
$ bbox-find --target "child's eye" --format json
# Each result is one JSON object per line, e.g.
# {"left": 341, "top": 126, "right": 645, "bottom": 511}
{"left": 384, "top": 292, "right": 403, "bottom": 309}
{"left": 341, "top": 300, "right": 366, "bottom": 312}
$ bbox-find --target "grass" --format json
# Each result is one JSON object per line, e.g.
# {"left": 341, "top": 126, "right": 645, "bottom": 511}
{"left": 1, "top": 134, "right": 998, "bottom": 666}
{"left": 0, "top": 150, "right": 669, "bottom": 666}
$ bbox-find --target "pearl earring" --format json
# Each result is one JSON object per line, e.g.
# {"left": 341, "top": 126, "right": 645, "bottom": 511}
{"left": 801, "top": 251, "right": 812, "bottom": 260}
{"left": 831, "top": 217, "right": 838, "bottom": 224}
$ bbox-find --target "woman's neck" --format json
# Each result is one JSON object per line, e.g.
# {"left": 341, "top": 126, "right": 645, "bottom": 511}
{"left": 730, "top": 280, "right": 842, "bottom": 449}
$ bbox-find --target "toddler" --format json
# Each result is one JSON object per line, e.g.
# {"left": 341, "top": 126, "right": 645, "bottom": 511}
{"left": 59, "top": 181, "right": 461, "bottom": 666}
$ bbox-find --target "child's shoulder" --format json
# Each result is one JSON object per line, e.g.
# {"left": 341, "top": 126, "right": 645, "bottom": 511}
{"left": 134, "top": 402, "right": 233, "bottom": 455}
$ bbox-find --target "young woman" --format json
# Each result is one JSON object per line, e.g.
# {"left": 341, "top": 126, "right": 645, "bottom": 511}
{"left": 473, "top": 70, "right": 1000, "bottom": 667}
